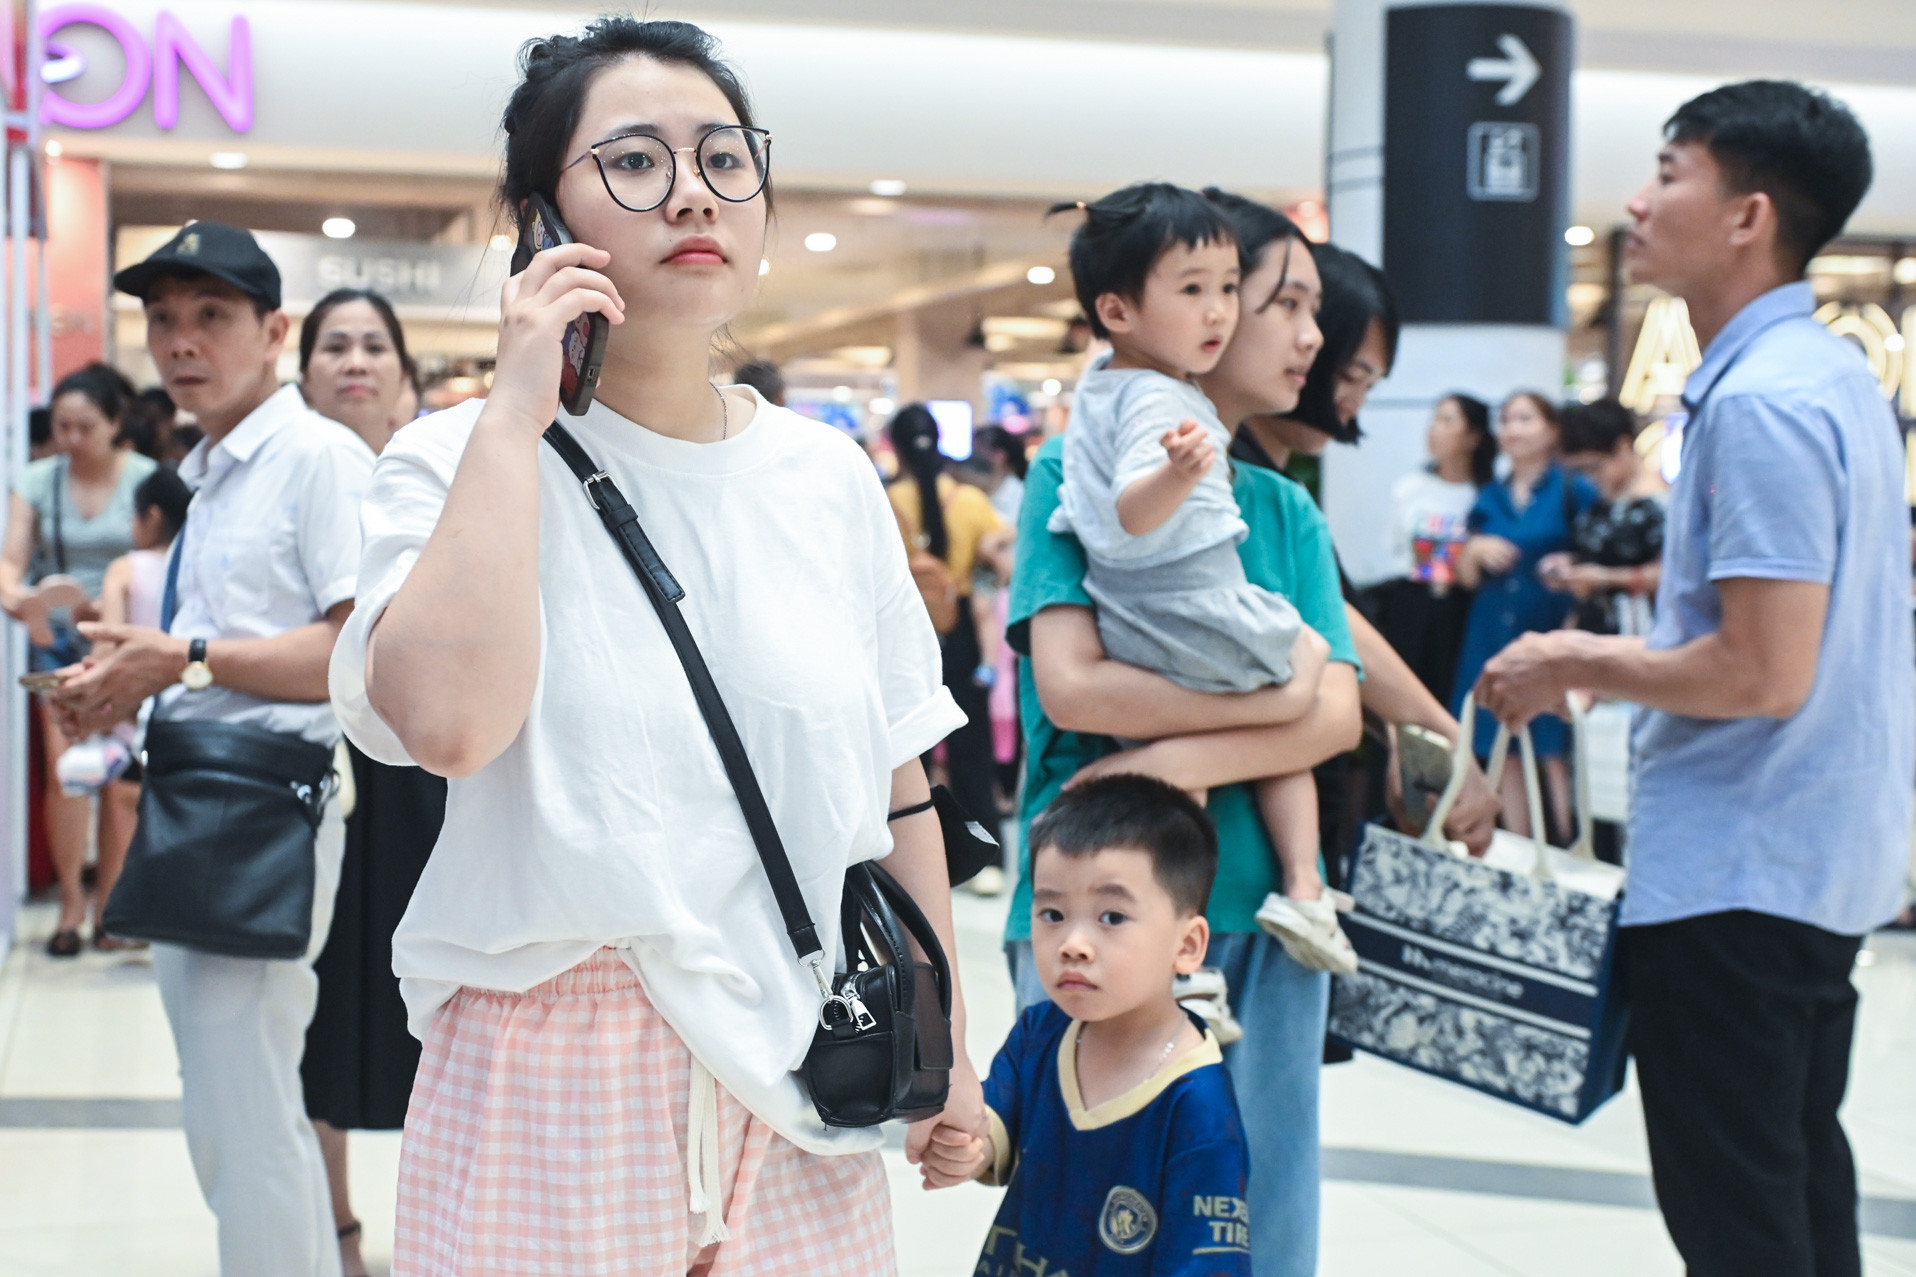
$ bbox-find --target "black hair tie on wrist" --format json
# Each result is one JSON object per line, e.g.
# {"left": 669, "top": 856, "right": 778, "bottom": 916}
{"left": 887, "top": 798, "right": 936, "bottom": 822}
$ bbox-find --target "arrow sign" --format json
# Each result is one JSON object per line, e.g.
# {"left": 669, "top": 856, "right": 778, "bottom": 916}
{"left": 1467, "top": 34, "right": 1540, "bottom": 106}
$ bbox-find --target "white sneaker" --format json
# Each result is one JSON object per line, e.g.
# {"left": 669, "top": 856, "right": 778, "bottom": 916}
{"left": 966, "top": 865, "right": 1007, "bottom": 897}
{"left": 1255, "top": 890, "right": 1359, "bottom": 976}
{"left": 1172, "top": 966, "right": 1244, "bottom": 1045}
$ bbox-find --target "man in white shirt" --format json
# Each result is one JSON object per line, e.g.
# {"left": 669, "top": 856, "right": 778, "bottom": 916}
{"left": 52, "top": 223, "right": 373, "bottom": 1277}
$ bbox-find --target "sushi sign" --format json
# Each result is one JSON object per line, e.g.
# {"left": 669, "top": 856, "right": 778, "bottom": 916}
{"left": 39, "top": 5, "right": 251, "bottom": 132}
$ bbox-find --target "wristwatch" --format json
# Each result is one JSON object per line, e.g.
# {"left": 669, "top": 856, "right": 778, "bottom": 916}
{"left": 181, "top": 638, "right": 214, "bottom": 692}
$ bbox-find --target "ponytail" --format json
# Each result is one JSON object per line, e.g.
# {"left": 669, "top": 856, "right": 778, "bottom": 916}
{"left": 887, "top": 404, "right": 949, "bottom": 560}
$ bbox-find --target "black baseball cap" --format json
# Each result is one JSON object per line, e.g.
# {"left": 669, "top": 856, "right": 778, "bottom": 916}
{"left": 114, "top": 221, "right": 282, "bottom": 310}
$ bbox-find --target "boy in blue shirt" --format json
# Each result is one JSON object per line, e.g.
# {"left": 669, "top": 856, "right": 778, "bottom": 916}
{"left": 923, "top": 774, "right": 1252, "bottom": 1275}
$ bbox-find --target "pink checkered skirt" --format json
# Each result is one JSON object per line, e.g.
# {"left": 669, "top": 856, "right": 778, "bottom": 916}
{"left": 394, "top": 949, "right": 898, "bottom": 1276}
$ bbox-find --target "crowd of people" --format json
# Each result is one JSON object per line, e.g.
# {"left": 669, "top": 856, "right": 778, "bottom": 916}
{"left": 3, "top": 16, "right": 1912, "bottom": 1277}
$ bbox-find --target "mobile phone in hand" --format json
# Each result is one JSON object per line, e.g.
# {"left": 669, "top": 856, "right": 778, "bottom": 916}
{"left": 19, "top": 670, "right": 69, "bottom": 693}
{"left": 511, "top": 193, "right": 609, "bottom": 417}
{"left": 1396, "top": 724, "right": 1455, "bottom": 837}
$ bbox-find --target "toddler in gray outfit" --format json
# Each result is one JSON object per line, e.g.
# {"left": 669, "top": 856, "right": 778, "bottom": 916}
{"left": 1046, "top": 184, "right": 1356, "bottom": 977}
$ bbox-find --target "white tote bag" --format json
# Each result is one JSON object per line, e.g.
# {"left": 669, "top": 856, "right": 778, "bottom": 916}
{"left": 1328, "top": 697, "right": 1631, "bottom": 1123}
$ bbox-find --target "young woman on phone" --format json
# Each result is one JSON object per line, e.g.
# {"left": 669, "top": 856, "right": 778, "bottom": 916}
{"left": 328, "top": 19, "right": 984, "bottom": 1273}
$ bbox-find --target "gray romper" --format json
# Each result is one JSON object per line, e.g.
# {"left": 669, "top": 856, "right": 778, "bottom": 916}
{"left": 1049, "top": 359, "right": 1302, "bottom": 693}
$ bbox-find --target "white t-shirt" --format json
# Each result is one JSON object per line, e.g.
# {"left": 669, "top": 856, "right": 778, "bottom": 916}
{"left": 329, "top": 389, "right": 965, "bottom": 1156}
{"left": 1384, "top": 469, "right": 1479, "bottom": 586}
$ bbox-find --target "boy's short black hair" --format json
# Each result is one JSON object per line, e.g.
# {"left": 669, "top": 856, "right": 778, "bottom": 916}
{"left": 1665, "top": 80, "right": 1872, "bottom": 275}
{"left": 1028, "top": 774, "right": 1218, "bottom": 917}
{"left": 1048, "top": 183, "right": 1236, "bottom": 340}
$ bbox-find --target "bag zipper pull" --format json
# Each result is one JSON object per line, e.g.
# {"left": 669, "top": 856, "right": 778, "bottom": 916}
{"left": 842, "top": 987, "right": 877, "bottom": 1033}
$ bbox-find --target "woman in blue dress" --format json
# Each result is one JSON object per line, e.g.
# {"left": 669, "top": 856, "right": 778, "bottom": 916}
{"left": 1452, "top": 391, "right": 1597, "bottom": 840}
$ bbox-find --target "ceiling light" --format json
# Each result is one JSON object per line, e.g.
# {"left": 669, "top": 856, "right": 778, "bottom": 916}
{"left": 832, "top": 385, "right": 853, "bottom": 402}
{"left": 868, "top": 397, "right": 895, "bottom": 417}
{"left": 804, "top": 233, "right": 837, "bottom": 253}
{"left": 1027, "top": 265, "right": 1056, "bottom": 286}
{"left": 1042, "top": 378, "right": 1062, "bottom": 396}
{"left": 1893, "top": 258, "right": 1916, "bottom": 286}
{"left": 759, "top": 258, "right": 771, "bottom": 276}
{"left": 1563, "top": 225, "right": 1595, "bottom": 247}
{"left": 209, "top": 151, "right": 247, "bottom": 169}
{"left": 43, "top": 139, "right": 62, "bottom": 158}
{"left": 322, "top": 217, "right": 357, "bottom": 240}
{"left": 869, "top": 179, "right": 907, "bottom": 197}
{"left": 488, "top": 233, "right": 514, "bottom": 252}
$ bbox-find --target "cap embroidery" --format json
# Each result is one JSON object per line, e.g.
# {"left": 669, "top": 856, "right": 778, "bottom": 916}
{"left": 179, "top": 232, "right": 200, "bottom": 256}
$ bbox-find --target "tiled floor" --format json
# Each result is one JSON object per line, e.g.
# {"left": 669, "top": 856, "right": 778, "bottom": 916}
{"left": 1, "top": 893, "right": 1913, "bottom": 1276}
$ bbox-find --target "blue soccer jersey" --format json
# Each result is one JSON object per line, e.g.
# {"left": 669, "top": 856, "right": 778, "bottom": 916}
{"left": 977, "top": 1002, "right": 1253, "bottom": 1276}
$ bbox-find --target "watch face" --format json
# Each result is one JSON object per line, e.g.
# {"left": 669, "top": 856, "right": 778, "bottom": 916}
{"left": 182, "top": 663, "right": 213, "bottom": 692}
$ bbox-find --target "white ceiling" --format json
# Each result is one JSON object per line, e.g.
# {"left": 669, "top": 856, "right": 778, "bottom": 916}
{"left": 425, "top": 0, "right": 1916, "bottom": 82}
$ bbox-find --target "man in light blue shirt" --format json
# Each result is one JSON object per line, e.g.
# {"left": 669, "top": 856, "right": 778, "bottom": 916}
{"left": 1480, "top": 81, "right": 1909, "bottom": 1277}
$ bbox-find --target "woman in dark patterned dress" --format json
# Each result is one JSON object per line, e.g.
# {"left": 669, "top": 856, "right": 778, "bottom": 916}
{"left": 1540, "top": 398, "right": 1665, "bottom": 638}
{"left": 295, "top": 289, "right": 447, "bottom": 1277}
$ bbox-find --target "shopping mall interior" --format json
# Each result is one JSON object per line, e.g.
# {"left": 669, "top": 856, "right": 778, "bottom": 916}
{"left": 2, "top": 0, "right": 1916, "bottom": 1273}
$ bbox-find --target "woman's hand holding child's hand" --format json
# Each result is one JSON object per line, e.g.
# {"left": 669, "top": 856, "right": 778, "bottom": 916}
{"left": 906, "top": 1058, "right": 991, "bottom": 1189}
{"left": 913, "top": 1120, "right": 992, "bottom": 1189}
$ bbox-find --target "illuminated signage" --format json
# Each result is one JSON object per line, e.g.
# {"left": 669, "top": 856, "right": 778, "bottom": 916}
{"left": 1622, "top": 294, "right": 1915, "bottom": 416}
{"left": 1618, "top": 295, "right": 1701, "bottom": 415}
{"left": 39, "top": 5, "right": 251, "bottom": 132}
{"left": 1624, "top": 295, "right": 1916, "bottom": 497}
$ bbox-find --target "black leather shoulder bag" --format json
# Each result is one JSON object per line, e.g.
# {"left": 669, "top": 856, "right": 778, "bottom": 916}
{"left": 103, "top": 717, "right": 335, "bottom": 958}
{"left": 544, "top": 422, "right": 953, "bottom": 1128}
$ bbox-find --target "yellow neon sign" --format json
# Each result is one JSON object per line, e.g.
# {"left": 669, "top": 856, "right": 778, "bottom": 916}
{"left": 1621, "top": 297, "right": 1916, "bottom": 415}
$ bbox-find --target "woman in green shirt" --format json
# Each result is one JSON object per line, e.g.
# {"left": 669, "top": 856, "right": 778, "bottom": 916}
{"left": 1008, "top": 195, "right": 1360, "bottom": 1277}
{"left": 0, "top": 363, "right": 157, "bottom": 956}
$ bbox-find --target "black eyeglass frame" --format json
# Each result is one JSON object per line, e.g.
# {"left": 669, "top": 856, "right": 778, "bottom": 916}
{"left": 562, "top": 125, "right": 774, "bottom": 214}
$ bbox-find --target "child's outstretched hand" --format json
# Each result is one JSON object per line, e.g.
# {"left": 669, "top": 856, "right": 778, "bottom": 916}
{"left": 1161, "top": 419, "right": 1216, "bottom": 478}
{"left": 913, "top": 1118, "right": 991, "bottom": 1189}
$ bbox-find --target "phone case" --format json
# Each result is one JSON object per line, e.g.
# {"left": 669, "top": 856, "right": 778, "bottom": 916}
{"left": 512, "top": 195, "right": 609, "bottom": 417}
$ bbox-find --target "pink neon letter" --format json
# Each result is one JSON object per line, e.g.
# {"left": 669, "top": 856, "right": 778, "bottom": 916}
{"left": 154, "top": 11, "right": 251, "bottom": 132}
{"left": 39, "top": 4, "right": 151, "bottom": 130}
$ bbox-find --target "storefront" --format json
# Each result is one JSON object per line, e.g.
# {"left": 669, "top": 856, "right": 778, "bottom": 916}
{"left": 34, "top": 0, "right": 1332, "bottom": 424}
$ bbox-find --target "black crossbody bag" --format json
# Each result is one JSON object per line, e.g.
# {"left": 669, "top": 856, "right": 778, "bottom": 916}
{"left": 103, "top": 718, "right": 335, "bottom": 958}
{"left": 544, "top": 422, "right": 953, "bottom": 1128}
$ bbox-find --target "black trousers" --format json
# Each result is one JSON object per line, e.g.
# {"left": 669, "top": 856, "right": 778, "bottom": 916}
{"left": 1622, "top": 911, "right": 1864, "bottom": 1277}
{"left": 931, "top": 600, "right": 1000, "bottom": 862}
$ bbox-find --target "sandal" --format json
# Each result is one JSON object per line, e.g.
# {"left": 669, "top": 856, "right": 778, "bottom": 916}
{"left": 45, "top": 929, "right": 82, "bottom": 958}
{"left": 92, "top": 931, "right": 146, "bottom": 952}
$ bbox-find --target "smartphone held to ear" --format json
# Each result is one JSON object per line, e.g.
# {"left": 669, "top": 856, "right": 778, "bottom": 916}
{"left": 511, "top": 194, "right": 609, "bottom": 417}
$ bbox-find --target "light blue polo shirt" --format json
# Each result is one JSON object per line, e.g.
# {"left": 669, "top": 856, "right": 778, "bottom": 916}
{"left": 1626, "top": 281, "right": 1914, "bottom": 936}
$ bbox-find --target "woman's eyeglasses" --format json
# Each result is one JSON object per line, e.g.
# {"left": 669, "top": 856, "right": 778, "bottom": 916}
{"left": 564, "top": 125, "right": 772, "bottom": 213}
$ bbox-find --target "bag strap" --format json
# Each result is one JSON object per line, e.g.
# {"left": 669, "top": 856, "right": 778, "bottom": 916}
{"left": 1476, "top": 704, "right": 1557, "bottom": 885}
{"left": 1565, "top": 697, "right": 1599, "bottom": 862}
{"left": 541, "top": 422, "right": 829, "bottom": 989}
{"left": 159, "top": 512, "right": 188, "bottom": 633}
{"left": 1420, "top": 696, "right": 1476, "bottom": 851}
{"left": 51, "top": 456, "right": 68, "bottom": 575}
